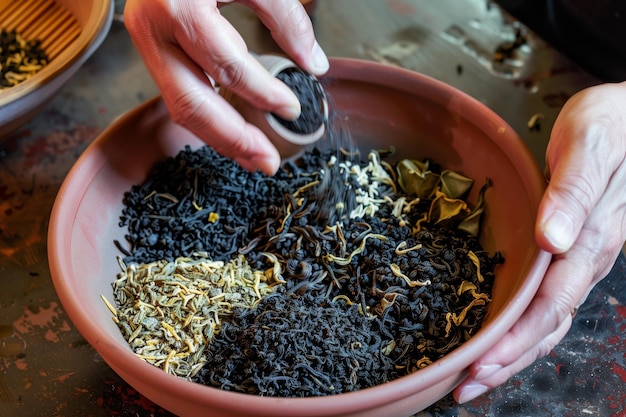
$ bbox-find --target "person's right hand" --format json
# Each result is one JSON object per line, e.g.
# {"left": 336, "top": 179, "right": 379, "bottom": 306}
{"left": 124, "top": 0, "right": 329, "bottom": 175}
{"left": 454, "top": 80, "right": 626, "bottom": 404}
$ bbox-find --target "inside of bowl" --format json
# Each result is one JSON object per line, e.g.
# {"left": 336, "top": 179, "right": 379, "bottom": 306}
{"left": 322, "top": 72, "right": 546, "bottom": 323}
{"left": 51, "top": 60, "right": 548, "bottom": 416}
{"left": 66, "top": 73, "right": 544, "bottom": 345}
{"left": 66, "top": 100, "right": 202, "bottom": 346}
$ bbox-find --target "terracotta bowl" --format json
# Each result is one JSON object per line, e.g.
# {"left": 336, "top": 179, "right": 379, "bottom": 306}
{"left": 48, "top": 58, "right": 551, "bottom": 417}
{"left": 0, "top": 0, "right": 114, "bottom": 139}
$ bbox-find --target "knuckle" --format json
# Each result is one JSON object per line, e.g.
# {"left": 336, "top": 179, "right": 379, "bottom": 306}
{"left": 285, "top": 5, "right": 312, "bottom": 41}
{"left": 213, "top": 132, "right": 246, "bottom": 157}
{"left": 212, "top": 57, "right": 247, "bottom": 91}
{"left": 551, "top": 298, "right": 574, "bottom": 327}
{"left": 213, "top": 125, "right": 253, "bottom": 157}
{"left": 550, "top": 173, "right": 597, "bottom": 218}
{"left": 535, "top": 292, "right": 577, "bottom": 338}
{"left": 534, "top": 329, "right": 565, "bottom": 360}
{"left": 167, "top": 91, "right": 252, "bottom": 160}
{"left": 578, "top": 226, "right": 623, "bottom": 277}
{"left": 167, "top": 90, "right": 207, "bottom": 128}
{"left": 267, "top": 4, "right": 312, "bottom": 47}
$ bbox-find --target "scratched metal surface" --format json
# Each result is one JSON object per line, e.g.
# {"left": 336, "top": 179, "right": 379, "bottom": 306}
{"left": 0, "top": 1, "right": 624, "bottom": 416}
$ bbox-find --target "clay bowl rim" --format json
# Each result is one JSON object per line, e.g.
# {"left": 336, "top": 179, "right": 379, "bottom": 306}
{"left": 0, "top": 0, "right": 113, "bottom": 107}
{"left": 48, "top": 57, "right": 551, "bottom": 414}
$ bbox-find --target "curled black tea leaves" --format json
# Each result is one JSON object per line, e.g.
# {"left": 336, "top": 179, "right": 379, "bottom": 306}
{"left": 115, "top": 144, "right": 504, "bottom": 397}
{"left": 272, "top": 68, "right": 326, "bottom": 134}
{"left": 119, "top": 146, "right": 298, "bottom": 264}
{"left": 201, "top": 293, "right": 391, "bottom": 396}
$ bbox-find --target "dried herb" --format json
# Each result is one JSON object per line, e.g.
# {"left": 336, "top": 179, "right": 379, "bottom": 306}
{"left": 109, "top": 144, "right": 503, "bottom": 396}
{"left": 0, "top": 29, "right": 48, "bottom": 90}
{"left": 103, "top": 253, "right": 282, "bottom": 379}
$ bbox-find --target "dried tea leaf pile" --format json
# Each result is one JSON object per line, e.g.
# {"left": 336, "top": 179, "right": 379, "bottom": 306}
{"left": 104, "top": 254, "right": 282, "bottom": 379}
{"left": 107, "top": 144, "right": 503, "bottom": 397}
{"left": 0, "top": 29, "right": 48, "bottom": 90}
{"left": 272, "top": 67, "right": 326, "bottom": 134}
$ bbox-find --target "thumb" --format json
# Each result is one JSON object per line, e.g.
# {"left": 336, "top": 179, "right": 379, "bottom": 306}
{"left": 536, "top": 164, "right": 601, "bottom": 254}
{"left": 536, "top": 82, "right": 626, "bottom": 254}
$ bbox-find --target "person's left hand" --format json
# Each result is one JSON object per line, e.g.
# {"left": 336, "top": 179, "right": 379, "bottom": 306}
{"left": 453, "top": 81, "right": 626, "bottom": 403}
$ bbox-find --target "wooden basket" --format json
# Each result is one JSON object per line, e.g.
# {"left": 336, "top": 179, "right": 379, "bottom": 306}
{"left": 0, "top": 0, "right": 80, "bottom": 60}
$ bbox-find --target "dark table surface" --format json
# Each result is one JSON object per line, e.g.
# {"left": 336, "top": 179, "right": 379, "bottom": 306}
{"left": 1, "top": 1, "right": 625, "bottom": 416}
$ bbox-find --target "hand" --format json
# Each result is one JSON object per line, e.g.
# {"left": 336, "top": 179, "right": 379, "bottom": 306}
{"left": 454, "top": 81, "right": 626, "bottom": 403}
{"left": 124, "top": 0, "right": 329, "bottom": 175}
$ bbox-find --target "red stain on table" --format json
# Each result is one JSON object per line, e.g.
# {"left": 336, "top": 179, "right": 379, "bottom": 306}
{"left": 608, "top": 393, "right": 626, "bottom": 417}
{"left": 613, "top": 363, "right": 626, "bottom": 383}
{"left": 607, "top": 335, "right": 621, "bottom": 345}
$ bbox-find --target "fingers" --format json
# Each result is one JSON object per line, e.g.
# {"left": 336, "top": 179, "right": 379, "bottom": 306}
{"left": 124, "top": 0, "right": 329, "bottom": 175}
{"left": 454, "top": 313, "right": 572, "bottom": 403}
{"left": 125, "top": 0, "right": 282, "bottom": 175}
{"left": 171, "top": 1, "right": 302, "bottom": 120}
{"left": 246, "top": 0, "right": 330, "bottom": 75}
{"left": 126, "top": 0, "right": 327, "bottom": 175}
{"left": 167, "top": 51, "right": 283, "bottom": 175}
{"left": 538, "top": 135, "right": 606, "bottom": 254}
{"left": 452, "top": 249, "right": 589, "bottom": 404}
{"left": 454, "top": 118, "right": 626, "bottom": 403}
{"left": 537, "top": 84, "right": 626, "bottom": 254}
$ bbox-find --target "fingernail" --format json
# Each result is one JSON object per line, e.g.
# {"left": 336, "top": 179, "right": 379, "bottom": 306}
{"left": 457, "top": 383, "right": 489, "bottom": 404}
{"left": 542, "top": 210, "right": 575, "bottom": 252}
{"left": 474, "top": 364, "right": 502, "bottom": 381}
{"left": 251, "top": 154, "right": 280, "bottom": 176}
{"left": 278, "top": 101, "right": 301, "bottom": 121}
{"left": 310, "top": 41, "right": 329, "bottom": 75}
{"left": 274, "top": 81, "right": 301, "bottom": 121}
